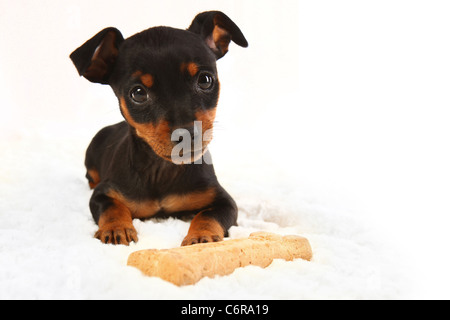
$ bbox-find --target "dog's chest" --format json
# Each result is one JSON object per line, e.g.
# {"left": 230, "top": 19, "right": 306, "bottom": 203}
{"left": 108, "top": 188, "right": 216, "bottom": 218}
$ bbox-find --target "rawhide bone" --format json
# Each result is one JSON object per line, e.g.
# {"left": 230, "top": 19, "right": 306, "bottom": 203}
{"left": 127, "top": 232, "right": 313, "bottom": 286}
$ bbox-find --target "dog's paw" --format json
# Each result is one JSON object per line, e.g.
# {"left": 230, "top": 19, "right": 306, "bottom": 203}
{"left": 181, "top": 231, "right": 223, "bottom": 246}
{"left": 94, "top": 224, "right": 138, "bottom": 245}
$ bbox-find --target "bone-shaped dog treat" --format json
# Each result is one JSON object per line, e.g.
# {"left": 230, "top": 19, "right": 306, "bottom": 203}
{"left": 127, "top": 232, "right": 312, "bottom": 286}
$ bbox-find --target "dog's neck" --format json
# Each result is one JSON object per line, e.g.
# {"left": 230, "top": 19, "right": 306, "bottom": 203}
{"left": 124, "top": 122, "right": 215, "bottom": 196}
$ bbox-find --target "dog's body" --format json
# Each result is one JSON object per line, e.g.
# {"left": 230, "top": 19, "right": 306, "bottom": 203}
{"left": 70, "top": 11, "right": 247, "bottom": 245}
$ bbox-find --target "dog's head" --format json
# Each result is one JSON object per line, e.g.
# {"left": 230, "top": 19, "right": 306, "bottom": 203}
{"left": 70, "top": 11, "right": 247, "bottom": 163}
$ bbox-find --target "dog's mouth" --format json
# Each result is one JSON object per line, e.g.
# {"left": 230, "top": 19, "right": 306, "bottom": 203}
{"left": 163, "top": 143, "right": 210, "bottom": 164}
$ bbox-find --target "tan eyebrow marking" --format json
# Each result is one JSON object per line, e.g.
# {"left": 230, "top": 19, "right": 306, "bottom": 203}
{"left": 140, "top": 74, "right": 154, "bottom": 88}
{"left": 131, "top": 70, "right": 154, "bottom": 88}
{"left": 180, "top": 62, "right": 199, "bottom": 77}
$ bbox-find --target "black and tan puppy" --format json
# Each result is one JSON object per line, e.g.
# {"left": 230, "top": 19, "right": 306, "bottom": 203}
{"left": 70, "top": 11, "right": 248, "bottom": 246}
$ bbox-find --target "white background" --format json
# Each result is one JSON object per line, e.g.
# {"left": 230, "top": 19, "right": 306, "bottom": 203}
{"left": 1, "top": 0, "right": 449, "bottom": 299}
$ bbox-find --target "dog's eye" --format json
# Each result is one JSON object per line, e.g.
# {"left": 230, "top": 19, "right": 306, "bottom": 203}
{"left": 197, "top": 73, "right": 214, "bottom": 91}
{"left": 130, "top": 86, "right": 149, "bottom": 103}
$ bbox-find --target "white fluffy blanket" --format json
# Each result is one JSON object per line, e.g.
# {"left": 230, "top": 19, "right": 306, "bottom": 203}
{"left": 0, "top": 133, "right": 403, "bottom": 299}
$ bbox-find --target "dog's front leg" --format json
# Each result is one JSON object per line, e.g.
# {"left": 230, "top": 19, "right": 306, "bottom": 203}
{"left": 181, "top": 189, "right": 237, "bottom": 246}
{"left": 90, "top": 183, "right": 138, "bottom": 245}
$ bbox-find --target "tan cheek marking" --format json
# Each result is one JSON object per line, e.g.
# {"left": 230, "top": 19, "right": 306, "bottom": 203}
{"left": 119, "top": 97, "right": 135, "bottom": 125}
{"left": 119, "top": 97, "right": 172, "bottom": 159}
{"left": 195, "top": 108, "right": 217, "bottom": 136}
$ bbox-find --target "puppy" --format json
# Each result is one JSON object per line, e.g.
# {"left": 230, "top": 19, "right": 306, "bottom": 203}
{"left": 70, "top": 11, "right": 248, "bottom": 245}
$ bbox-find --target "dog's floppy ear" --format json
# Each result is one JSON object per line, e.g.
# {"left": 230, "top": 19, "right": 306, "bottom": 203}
{"left": 70, "top": 27, "right": 124, "bottom": 84}
{"left": 188, "top": 11, "right": 248, "bottom": 59}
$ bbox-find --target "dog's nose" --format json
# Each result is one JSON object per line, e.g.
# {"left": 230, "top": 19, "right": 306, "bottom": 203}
{"left": 186, "top": 125, "right": 202, "bottom": 142}
{"left": 172, "top": 124, "right": 202, "bottom": 143}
